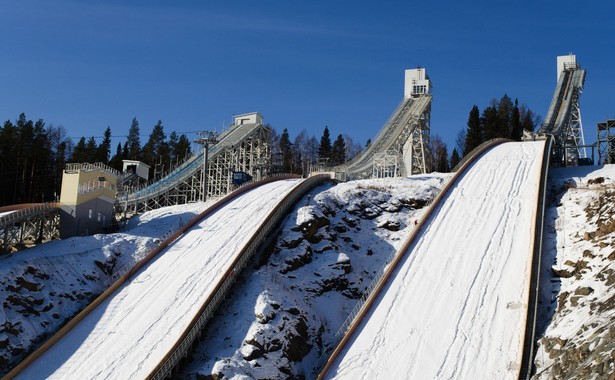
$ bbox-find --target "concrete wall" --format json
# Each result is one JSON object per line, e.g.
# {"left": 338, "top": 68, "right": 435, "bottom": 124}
{"left": 59, "top": 166, "right": 118, "bottom": 238}
{"left": 60, "top": 197, "right": 115, "bottom": 238}
{"left": 233, "top": 112, "right": 263, "bottom": 125}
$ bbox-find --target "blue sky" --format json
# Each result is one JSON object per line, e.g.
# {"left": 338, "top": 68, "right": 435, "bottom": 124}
{"left": 1, "top": 0, "right": 613, "bottom": 155}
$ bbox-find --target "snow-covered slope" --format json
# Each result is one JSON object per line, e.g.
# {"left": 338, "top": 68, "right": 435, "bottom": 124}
{"left": 179, "top": 174, "right": 450, "bottom": 378}
{"left": 325, "top": 141, "right": 546, "bottom": 379}
{"left": 0, "top": 202, "right": 204, "bottom": 374}
{"left": 533, "top": 165, "right": 615, "bottom": 379}
{"left": 14, "top": 179, "right": 302, "bottom": 379}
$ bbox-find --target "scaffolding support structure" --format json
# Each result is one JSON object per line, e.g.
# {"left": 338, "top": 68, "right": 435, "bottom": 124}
{"left": 0, "top": 204, "right": 60, "bottom": 251}
{"left": 206, "top": 127, "right": 271, "bottom": 199}
{"left": 118, "top": 123, "right": 271, "bottom": 216}
{"left": 597, "top": 118, "right": 615, "bottom": 165}
{"left": 562, "top": 80, "right": 587, "bottom": 165}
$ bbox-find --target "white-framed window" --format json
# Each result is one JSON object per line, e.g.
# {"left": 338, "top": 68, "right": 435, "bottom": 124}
{"left": 89, "top": 209, "right": 93, "bottom": 219}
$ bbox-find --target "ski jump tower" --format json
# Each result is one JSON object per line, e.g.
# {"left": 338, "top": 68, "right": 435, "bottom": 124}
{"left": 118, "top": 112, "right": 271, "bottom": 213}
{"left": 538, "top": 54, "right": 587, "bottom": 166}
{"left": 340, "top": 68, "right": 432, "bottom": 180}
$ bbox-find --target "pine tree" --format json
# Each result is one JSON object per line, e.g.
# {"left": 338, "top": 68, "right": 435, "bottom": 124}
{"left": 71, "top": 137, "right": 87, "bottom": 163}
{"left": 109, "top": 142, "right": 124, "bottom": 170}
{"left": 97, "top": 126, "right": 112, "bottom": 163}
{"left": 176, "top": 134, "right": 191, "bottom": 162}
{"left": 510, "top": 99, "right": 522, "bottom": 141}
{"left": 0, "top": 120, "right": 17, "bottom": 205}
{"left": 318, "top": 126, "right": 332, "bottom": 165}
{"left": 366, "top": 138, "right": 372, "bottom": 148}
{"left": 142, "top": 120, "right": 168, "bottom": 179}
{"left": 497, "top": 94, "right": 513, "bottom": 137}
{"left": 481, "top": 101, "right": 499, "bottom": 141}
{"left": 464, "top": 105, "right": 482, "bottom": 156}
{"left": 450, "top": 148, "right": 461, "bottom": 170}
{"left": 279, "top": 128, "right": 293, "bottom": 173}
{"left": 85, "top": 137, "right": 98, "bottom": 162}
{"left": 331, "top": 134, "right": 346, "bottom": 166}
{"left": 520, "top": 104, "right": 537, "bottom": 133}
{"left": 127, "top": 117, "right": 141, "bottom": 160}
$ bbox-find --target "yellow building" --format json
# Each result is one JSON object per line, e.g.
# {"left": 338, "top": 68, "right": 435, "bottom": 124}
{"left": 59, "top": 163, "right": 119, "bottom": 238}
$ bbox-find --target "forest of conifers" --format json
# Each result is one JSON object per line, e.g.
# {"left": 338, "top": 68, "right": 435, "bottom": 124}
{"left": 0, "top": 94, "right": 538, "bottom": 207}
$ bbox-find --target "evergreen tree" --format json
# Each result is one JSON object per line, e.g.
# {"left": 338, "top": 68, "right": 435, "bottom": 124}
{"left": 0, "top": 120, "right": 17, "bottom": 205}
{"left": 122, "top": 141, "right": 129, "bottom": 159}
{"left": 366, "top": 138, "right": 372, "bottom": 148}
{"left": 279, "top": 128, "right": 293, "bottom": 173}
{"left": 464, "top": 105, "right": 482, "bottom": 156}
{"left": 85, "top": 137, "right": 98, "bottom": 162}
{"left": 71, "top": 137, "right": 87, "bottom": 163}
{"left": 331, "top": 134, "right": 346, "bottom": 166}
{"left": 127, "top": 117, "right": 141, "bottom": 160}
{"left": 497, "top": 94, "right": 513, "bottom": 137}
{"left": 450, "top": 148, "right": 461, "bottom": 170}
{"left": 510, "top": 99, "right": 523, "bottom": 141}
{"left": 30, "top": 119, "right": 52, "bottom": 201}
{"left": 481, "top": 100, "right": 499, "bottom": 141}
{"left": 97, "top": 126, "right": 112, "bottom": 163}
{"left": 168, "top": 131, "right": 179, "bottom": 167}
{"left": 142, "top": 120, "right": 168, "bottom": 178}
{"left": 318, "top": 126, "right": 332, "bottom": 165}
{"left": 176, "top": 134, "right": 191, "bottom": 162}
{"left": 520, "top": 104, "right": 538, "bottom": 133}
{"left": 109, "top": 142, "right": 124, "bottom": 170}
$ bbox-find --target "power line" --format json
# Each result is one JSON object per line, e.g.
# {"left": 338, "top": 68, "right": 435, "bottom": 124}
{"left": 67, "top": 130, "right": 204, "bottom": 140}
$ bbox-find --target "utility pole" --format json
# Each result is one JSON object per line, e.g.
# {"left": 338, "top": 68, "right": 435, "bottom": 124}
{"left": 195, "top": 131, "right": 218, "bottom": 202}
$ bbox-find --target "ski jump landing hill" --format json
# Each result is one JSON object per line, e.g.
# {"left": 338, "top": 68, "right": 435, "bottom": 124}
{"left": 319, "top": 138, "right": 552, "bottom": 379}
{"left": 6, "top": 174, "right": 330, "bottom": 380}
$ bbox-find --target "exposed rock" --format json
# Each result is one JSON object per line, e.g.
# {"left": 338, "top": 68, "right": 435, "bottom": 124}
{"left": 378, "top": 220, "right": 400, "bottom": 231}
{"left": 16, "top": 277, "right": 41, "bottom": 292}
{"left": 573, "top": 286, "right": 594, "bottom": 296}
{"left": 281, "top": 245, "right": 313, "bottom": 274}
{"left": 552, "top": 266, "right": 574, "bottom": 278}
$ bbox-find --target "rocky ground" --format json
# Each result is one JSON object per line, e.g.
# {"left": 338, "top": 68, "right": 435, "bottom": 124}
{"left": 533, "top": 167, "right": 615, "bottom": 379}
{"left": 180, "top": 175, "right": 448, "bottom": 379}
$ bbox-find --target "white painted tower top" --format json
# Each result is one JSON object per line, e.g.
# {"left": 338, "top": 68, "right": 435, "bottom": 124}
{"left": 233, "top": 112, "right": 264, "bottom": 126}
{"left": 404, "top": 67, "right": 431, "bottom": 99}
{"left": 556, "top": 54, "right": 578, "bottom": 82}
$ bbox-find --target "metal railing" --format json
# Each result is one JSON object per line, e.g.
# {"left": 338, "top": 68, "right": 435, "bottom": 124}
{"left": 78, "top": 180, "right": 117, "bottom": 194}
{"left": 0, "top": 203, "right": 59, "bottom": 229}
{"left": 65, "top": 162, "right": 120, "bottom": 177}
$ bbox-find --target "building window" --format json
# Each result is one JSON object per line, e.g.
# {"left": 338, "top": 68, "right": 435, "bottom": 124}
{"left": 97, "top": 213, "right": 102, "bottom": 222}
{"left": 89, "top": 209, "right": 93, "bottom": 219}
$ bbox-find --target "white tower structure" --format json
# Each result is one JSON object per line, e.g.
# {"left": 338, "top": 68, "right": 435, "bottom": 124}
{"left": 343, "top": 67, "right": 432, "bottom": 180}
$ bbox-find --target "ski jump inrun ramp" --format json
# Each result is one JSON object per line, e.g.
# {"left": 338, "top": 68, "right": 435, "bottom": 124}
{"left": 320, "top": 138, "right": 551, "bottom": 379}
